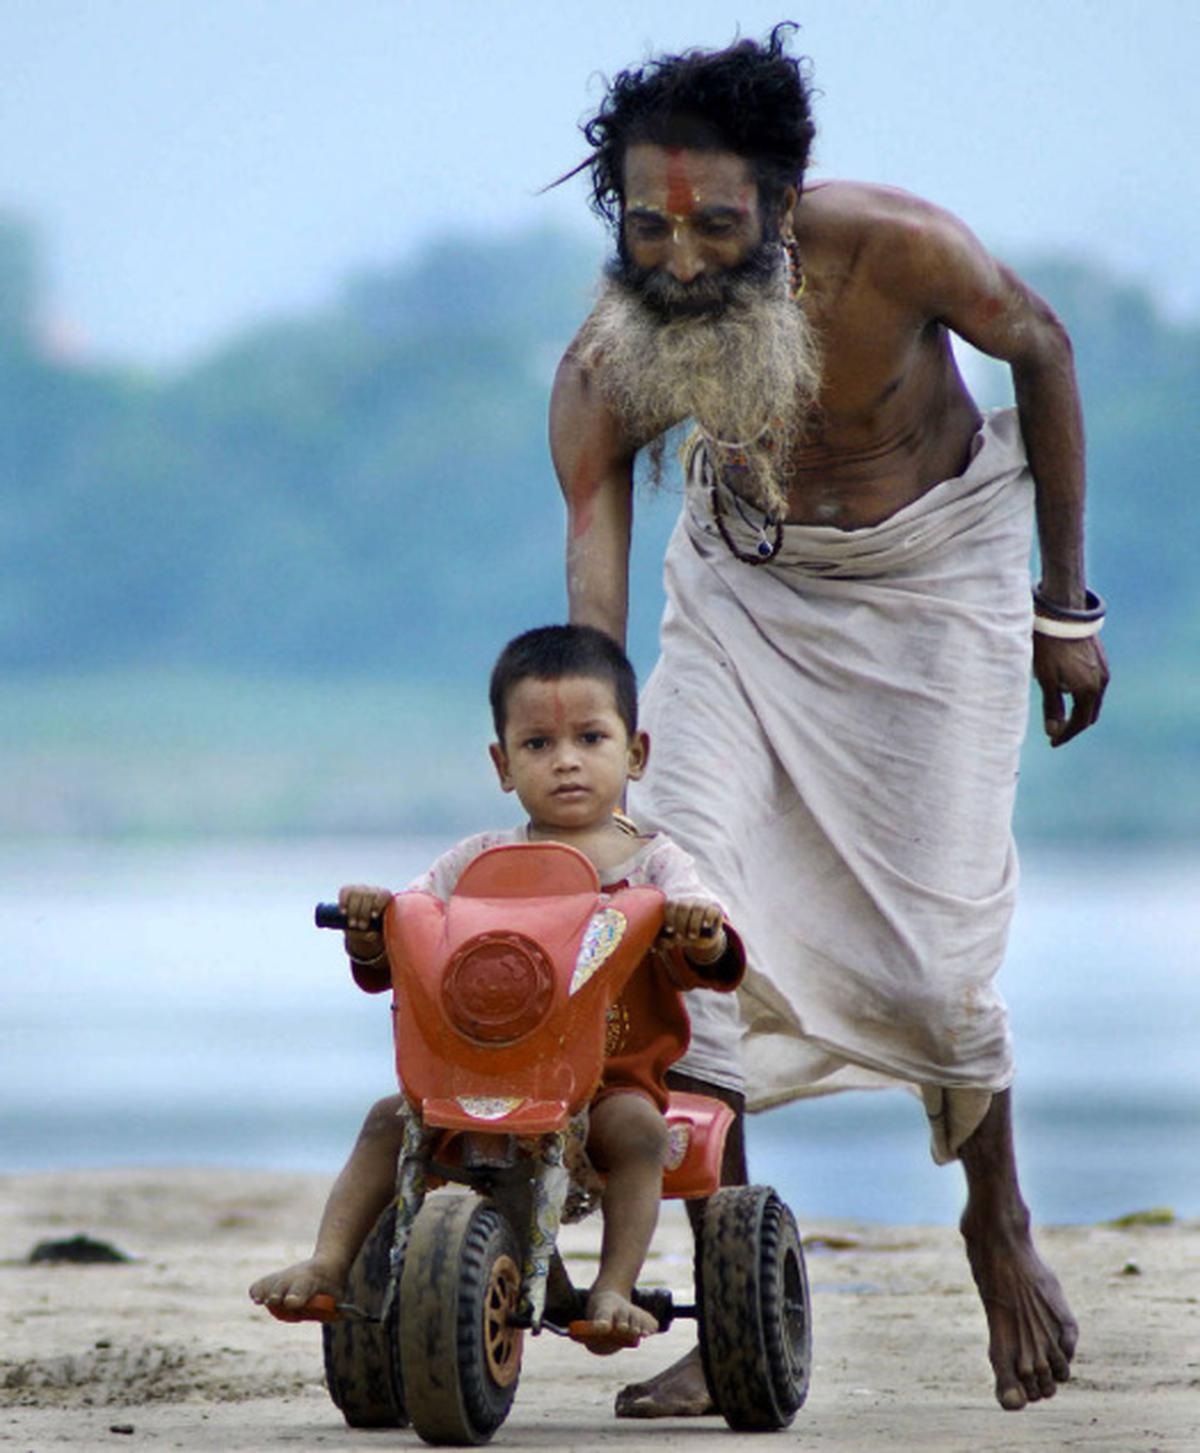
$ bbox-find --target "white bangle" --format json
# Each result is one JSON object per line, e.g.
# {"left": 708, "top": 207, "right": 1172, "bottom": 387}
{"left": 1032, "top": 585, "right": 1105, "bottom": 639}
{"left": 1032, "top": 613, "right": 1105, "bottom": 639}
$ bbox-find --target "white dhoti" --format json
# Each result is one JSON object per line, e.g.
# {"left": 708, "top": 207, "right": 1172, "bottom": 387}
{"left": 628, "top": 409, "right": 1034, "bottom": 1159}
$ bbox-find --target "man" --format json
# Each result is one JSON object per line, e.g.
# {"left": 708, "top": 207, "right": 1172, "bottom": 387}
{"left": 549, "top": 23, "right": 1108, "bottom": 1418}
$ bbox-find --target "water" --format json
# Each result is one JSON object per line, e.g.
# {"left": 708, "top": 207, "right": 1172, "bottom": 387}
{"left": 2, "top": 838, "right": 1196, "bottom": 1225}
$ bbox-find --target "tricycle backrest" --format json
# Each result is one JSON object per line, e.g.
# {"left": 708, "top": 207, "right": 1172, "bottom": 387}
{"left": 453, "top": 842, "right": 600, "bottom": 899}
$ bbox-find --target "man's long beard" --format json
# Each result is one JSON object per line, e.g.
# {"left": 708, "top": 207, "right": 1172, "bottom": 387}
{"left": 574, "top": 240, "right": 822, "bottom": 516}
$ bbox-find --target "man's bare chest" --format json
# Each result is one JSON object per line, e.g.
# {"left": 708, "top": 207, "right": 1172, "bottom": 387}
{"left": 782, "top": 297, "right": 979, "bottom": 522}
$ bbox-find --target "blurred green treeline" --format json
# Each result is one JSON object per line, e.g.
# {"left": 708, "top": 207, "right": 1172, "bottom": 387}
{"left": 1, "top": 215, "right": 1196, "bottom": 839}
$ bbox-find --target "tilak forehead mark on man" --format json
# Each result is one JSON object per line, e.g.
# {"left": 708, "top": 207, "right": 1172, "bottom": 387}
{"left": 623, "top": 144, "right": 758, "bottom": 218}
{"left": 665, "top": 147, "right": 696, "bottom": 216}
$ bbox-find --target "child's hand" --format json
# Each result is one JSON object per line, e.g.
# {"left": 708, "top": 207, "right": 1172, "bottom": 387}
{"left": 338, "top": 884, "right": 392, "bottom": 963}
{"left": 660, "top": 898, "right": 727, "bottom": 964}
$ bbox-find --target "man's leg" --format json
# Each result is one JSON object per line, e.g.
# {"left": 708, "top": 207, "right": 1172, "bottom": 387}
{"left": 249, "top": 1094, "right": 405, "bottom": 1316}
{"left": 614, "top": 1071, "right": 747, "bottom": 1418}
{"left": 958, "top": 1087, "right": 1078, "bottom": 1409}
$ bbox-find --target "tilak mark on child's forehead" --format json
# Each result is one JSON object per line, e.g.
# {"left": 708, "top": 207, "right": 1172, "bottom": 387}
{"left": 509, "top": 673, "right": 617, "bottom": 709}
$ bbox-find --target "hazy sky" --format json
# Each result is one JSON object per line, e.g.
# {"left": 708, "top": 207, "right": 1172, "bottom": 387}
{"left": 3, "top": 0, "right": 1196, "bottom": 362}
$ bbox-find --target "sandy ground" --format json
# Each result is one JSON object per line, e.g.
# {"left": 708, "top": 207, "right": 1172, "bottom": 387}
{"left": 1, "top": 1169, "right": 1197, "bottom": 1452}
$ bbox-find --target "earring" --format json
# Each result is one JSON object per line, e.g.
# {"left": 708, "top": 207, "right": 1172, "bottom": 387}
{"left": 782, "top": 237, "right": 806, "bottom": 301}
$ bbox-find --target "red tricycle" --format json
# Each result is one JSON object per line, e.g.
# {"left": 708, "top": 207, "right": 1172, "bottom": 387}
{"left": 294, "top": 841, "right": 811, "bottom": 1445}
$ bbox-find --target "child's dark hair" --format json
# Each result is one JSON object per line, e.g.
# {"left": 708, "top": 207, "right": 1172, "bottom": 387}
{"left": 490, "top": 625, "right": 638, "bottom": 739}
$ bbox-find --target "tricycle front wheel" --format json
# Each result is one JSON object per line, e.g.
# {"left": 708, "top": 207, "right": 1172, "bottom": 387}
{"left": 399, "top": 1193, "right": 524, "bottom": 1446}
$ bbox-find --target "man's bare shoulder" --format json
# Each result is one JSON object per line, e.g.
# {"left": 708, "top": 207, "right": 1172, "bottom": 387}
{"left": 797, "top": 178, "right": 995, "bottom": 309}
{"left": 799, "top": 178, "right": 970, "bottom": 252}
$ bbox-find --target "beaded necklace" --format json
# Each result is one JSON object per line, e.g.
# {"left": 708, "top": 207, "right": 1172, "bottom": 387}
{"left": 706, "top": 239, "right": 805, "bottom": 565}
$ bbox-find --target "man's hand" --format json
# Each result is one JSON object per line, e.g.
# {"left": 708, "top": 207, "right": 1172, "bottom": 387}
{"left": 1033, "top": 634, "right": 1109, "bottom": 747}
{"left": 660, "top": 898, "right": 727, "bottom": 964}
{"left": 338, "top": 883, "right": 393, "bottom": 961}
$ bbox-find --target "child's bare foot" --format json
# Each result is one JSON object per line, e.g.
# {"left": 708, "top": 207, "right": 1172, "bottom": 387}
{"left": 581, "top": 1288, "right": 658, "bottom": 1354}
{"left": 248, "top": 1257, "right": 344, "bottom": 1318}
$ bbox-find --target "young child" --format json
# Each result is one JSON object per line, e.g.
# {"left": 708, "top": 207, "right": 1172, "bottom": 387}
{"left": 250, "top": 624, "right": 744, "bottom": 1347}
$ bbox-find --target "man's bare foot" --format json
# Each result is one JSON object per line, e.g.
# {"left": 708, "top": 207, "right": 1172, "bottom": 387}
{"left": 962, "top": 1210, "right": 1078, "bottom": 1410}
{"left": 614, "top": 1345, "right": 715, "bottom": 1417}
{"left": 248, "top": 1257, "right": 344, "bottom": 1317}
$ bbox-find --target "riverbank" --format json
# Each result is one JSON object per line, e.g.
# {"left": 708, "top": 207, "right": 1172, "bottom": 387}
{"left": 2, "top": 1169, "right": 1195, "bottom": 1450}
{"left": 3, "top": 666, "right": 1191, "bottom": 841}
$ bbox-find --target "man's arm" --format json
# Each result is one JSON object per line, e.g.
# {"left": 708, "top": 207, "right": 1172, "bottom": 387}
{"left": 549, "top": 349, "right": 638, "bottom": 645}
{"left": 890, "top": 207, "right": 1109, "bottom": 746}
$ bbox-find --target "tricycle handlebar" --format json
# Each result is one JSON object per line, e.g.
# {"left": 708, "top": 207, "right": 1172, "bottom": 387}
{"left": 316, "top": 900, "right": 712, "bottom": 935}
{"left": 315, "top": 903, "right": 364, "bottom": 931}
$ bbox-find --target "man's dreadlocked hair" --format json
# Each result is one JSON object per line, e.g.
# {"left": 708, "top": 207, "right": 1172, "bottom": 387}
{"left": 581, "top": 22, "right": 816, "bottom": 228}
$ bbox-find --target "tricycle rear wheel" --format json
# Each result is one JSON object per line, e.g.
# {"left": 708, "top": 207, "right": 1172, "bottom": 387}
{"left": 322, "top": 1201, "right": 407, "bottom": 1427}
{"left": 696, "top": 1184, "right": 811, "bottom": 1430}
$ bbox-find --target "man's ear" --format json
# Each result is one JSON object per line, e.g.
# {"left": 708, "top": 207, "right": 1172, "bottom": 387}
{"left": 489, "top": 741, "right": 515, "bottom": 793}
{"left": 778, "top": 184, "right": 799, "bottom": 236}
{"left": 626, "top": 729, "right": 650, "bottom": 781}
